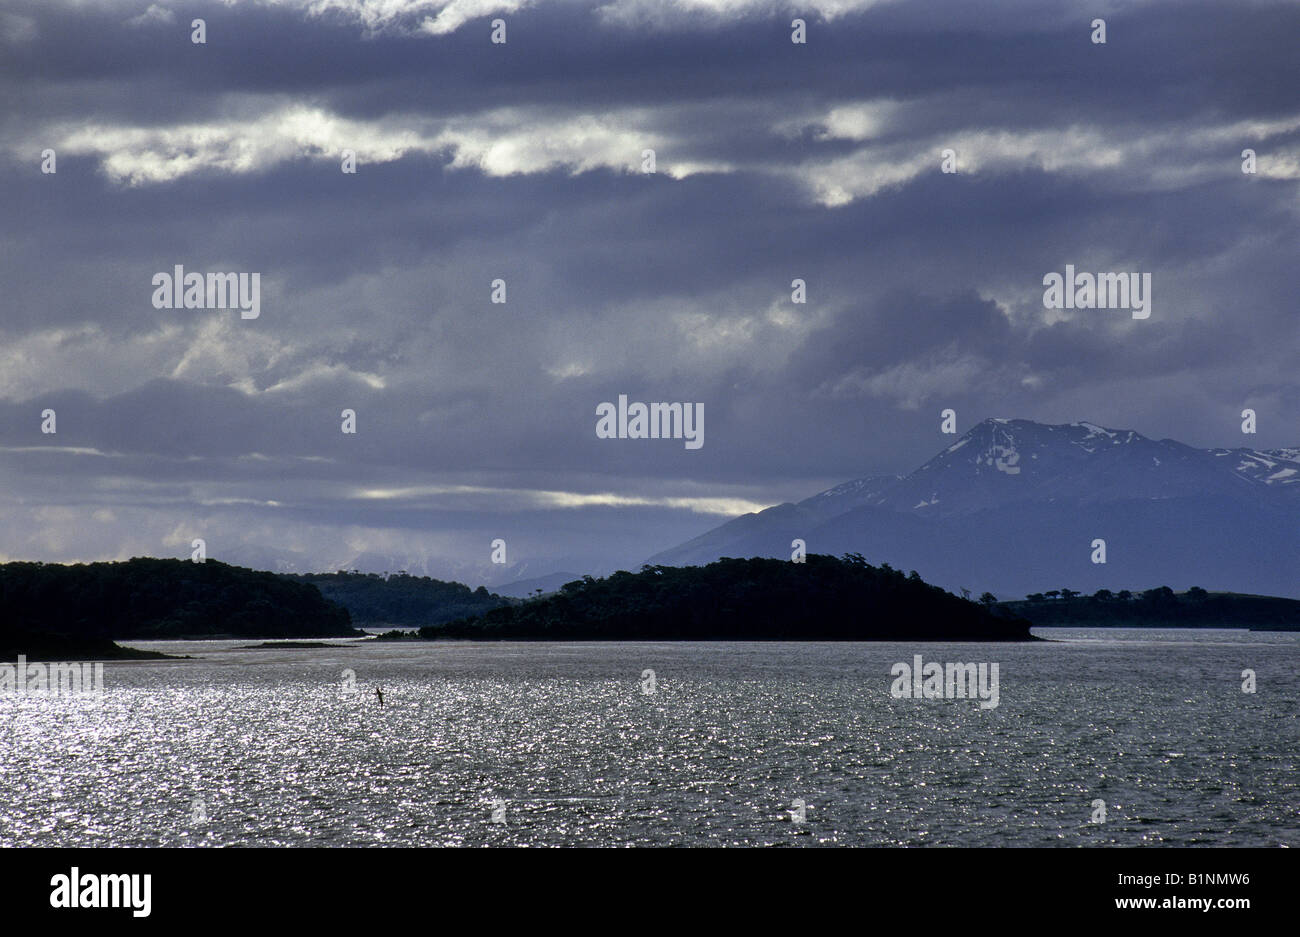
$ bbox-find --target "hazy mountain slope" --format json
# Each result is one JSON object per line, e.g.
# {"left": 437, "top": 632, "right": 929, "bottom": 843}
{"left": 648, "top": 419, "right": 1299, "bottom": 598}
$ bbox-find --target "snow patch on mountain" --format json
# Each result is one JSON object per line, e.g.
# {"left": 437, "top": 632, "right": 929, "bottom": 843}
{"left": 647, "top": 417, "right": 1300, "bottom": 598}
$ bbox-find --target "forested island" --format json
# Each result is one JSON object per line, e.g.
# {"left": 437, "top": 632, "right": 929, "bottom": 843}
{"left": 279, "top": 571, "right": 510, "bottom": 627}
{"left": 9, "top": 555, "right": 1290, "bottom": 660}
{"left": 1001, "top": 587, "right": 1300, "bottom": 630}
{"left": 0, "top": 558, "right": 359, "bottom": 647}
{"left": 374, "top": 554, "right": 1036, "bottom": 641}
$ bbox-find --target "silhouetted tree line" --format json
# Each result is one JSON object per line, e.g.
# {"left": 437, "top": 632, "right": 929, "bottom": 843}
{"left": 280, "top": 571, "right": 510, "bottom": 626}
{"left": 0, "top": 558, "right": 356, "bottom": 640}
{"left": 1006, "top": 586, "right": 1300, "bottom": 627}
{"left": 390, "top": 554, "right": 1035, "bottom": 641}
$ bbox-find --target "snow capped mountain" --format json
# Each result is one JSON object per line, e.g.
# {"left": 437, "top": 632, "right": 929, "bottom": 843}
{"left": 864, "top": 418, "right": 1299, "bottom": 517}
{"left": 647, "top": 418, "right": 1300, "bottom": 598}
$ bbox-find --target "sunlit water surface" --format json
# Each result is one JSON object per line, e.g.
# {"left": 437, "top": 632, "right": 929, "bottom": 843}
{"left": 2, "top": 629, "right": 1296, "bottom": 846}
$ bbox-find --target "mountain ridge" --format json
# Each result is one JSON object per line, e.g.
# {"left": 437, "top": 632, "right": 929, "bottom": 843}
{"left": 647, "top": 418, "right": 1299, "bottom": 599}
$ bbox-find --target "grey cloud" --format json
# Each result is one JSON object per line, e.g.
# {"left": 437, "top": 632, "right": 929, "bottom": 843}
{"left": 0, "top": 0, "right": 1295, "bottom": 578}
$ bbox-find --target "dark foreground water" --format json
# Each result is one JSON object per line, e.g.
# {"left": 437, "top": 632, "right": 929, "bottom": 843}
{"left": 1, "top": 629, "right": 1295, "bottom": 846}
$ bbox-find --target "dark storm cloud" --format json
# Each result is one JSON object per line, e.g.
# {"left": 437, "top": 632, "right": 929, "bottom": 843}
{"left": 0, "top": 0, "right": 1296, "bottom": 577}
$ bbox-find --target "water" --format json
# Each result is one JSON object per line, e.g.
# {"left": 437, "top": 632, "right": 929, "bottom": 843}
{"left": 1, "top": 629, "right": 1295, "bottom": 846}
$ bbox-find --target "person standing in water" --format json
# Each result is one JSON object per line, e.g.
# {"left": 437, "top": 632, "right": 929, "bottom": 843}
{"left": 376, "top": 686, "right": 384, "bottom": 706}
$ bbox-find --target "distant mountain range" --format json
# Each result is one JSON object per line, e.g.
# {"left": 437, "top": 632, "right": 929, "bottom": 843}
{"left": 647, "top": 419, "right": 1300, "bottom": 599}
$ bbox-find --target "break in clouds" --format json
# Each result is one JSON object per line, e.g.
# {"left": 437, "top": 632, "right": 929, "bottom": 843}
{"left": 0, "top": 0, "right": 1297, "bottom": 585}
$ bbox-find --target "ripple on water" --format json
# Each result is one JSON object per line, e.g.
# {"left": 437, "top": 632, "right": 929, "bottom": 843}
{"left": 0, "top": 631, "right": 1296, "bottom": 846}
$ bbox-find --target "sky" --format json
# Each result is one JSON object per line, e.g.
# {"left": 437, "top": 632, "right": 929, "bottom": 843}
{"left": 0, "top": 0, "right": 1297, "bottom": 584}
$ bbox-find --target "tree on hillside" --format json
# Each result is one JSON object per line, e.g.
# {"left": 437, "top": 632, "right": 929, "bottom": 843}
{"left": 412, "top": 555, "right": 1035, "bottom": 642}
